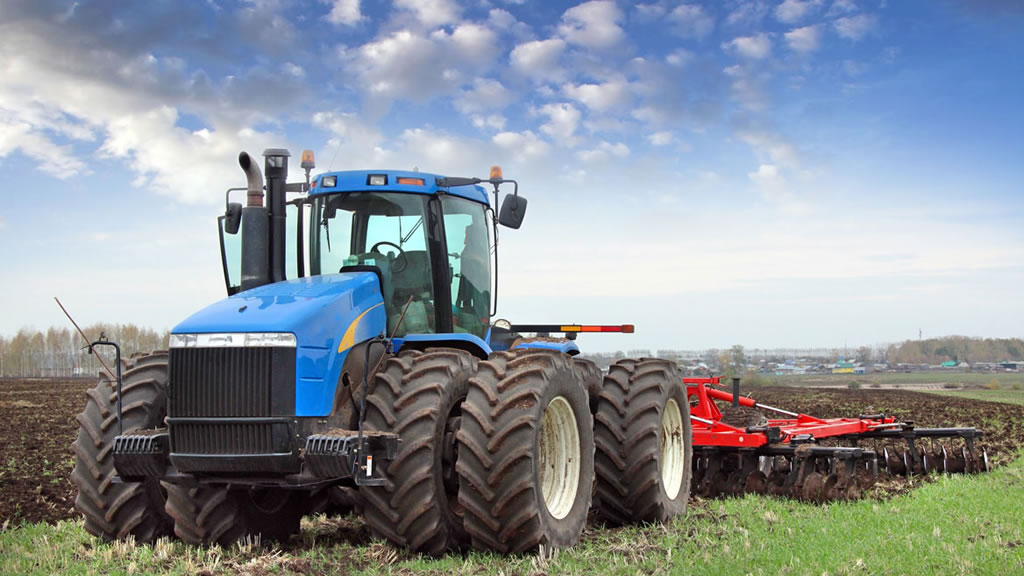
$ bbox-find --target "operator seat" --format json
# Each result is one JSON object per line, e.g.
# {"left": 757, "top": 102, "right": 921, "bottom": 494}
{"left": 389, "top": 250, "right": 433, "bottom": 335}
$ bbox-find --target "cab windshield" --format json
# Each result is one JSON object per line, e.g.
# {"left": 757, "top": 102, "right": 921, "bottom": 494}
{"left": 310, "top": 191, "right": 435, "bottom": 336}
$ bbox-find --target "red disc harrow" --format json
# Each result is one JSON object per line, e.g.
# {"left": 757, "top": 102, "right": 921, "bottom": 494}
{"left": 685, "top": 377, "right": 988, "bottom": 501}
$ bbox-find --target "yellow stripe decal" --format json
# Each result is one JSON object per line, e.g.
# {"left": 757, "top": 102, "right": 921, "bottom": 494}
{"left": 337, "top": 302, "right": 384, "bottom": 354}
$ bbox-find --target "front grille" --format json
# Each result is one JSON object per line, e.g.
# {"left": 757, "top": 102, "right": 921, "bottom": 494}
{"left": 169, "top": 347, "right": 295, "bottom": 417}
{"left": 168, "top": 346, "right": 295, "bottom": 456}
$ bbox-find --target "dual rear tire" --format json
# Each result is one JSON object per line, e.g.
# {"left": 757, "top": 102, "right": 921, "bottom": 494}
{"left": 593, "top": 358, "right": 692, "bottom": 526}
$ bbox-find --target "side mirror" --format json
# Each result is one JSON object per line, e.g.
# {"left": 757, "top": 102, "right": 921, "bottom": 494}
{"left": 224, "top": 202, "right": 242, "bottom": 234}
{"left": 498, "top": 194, "right": 528, "bottom": 229}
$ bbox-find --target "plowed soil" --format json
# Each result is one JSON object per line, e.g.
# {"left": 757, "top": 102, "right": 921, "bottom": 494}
{"left": 1, "top": 378, "right": 1022, "bottom": 526}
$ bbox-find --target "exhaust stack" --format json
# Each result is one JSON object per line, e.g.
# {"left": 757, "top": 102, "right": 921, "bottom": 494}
{"left": 238, "top": 151, "right": 270, "bottom": 291}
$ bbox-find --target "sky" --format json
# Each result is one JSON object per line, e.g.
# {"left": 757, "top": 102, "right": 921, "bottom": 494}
{"left": 0, "top": 0, "right": 1022, "bottom": 353}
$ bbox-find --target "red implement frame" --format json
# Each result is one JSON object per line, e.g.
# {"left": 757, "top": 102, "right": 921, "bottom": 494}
{"left": 685, "top": 376, "right": 899, "bottom": 448}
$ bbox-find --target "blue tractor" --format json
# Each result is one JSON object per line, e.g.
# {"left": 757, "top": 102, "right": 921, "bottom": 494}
{"left": 71, "top": 149, "right": 692, "bottom": 554}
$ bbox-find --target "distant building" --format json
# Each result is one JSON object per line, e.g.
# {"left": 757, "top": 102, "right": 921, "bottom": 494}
{"left": 832, "top": 360, "right": 855, "bottom": 374}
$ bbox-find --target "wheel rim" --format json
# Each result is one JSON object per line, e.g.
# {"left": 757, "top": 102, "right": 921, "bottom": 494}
{"left": 661, "top": 398, "right": 685, "bottom": 500}
{"left": 539, "top": 395, "right": 580, "bottom": 520}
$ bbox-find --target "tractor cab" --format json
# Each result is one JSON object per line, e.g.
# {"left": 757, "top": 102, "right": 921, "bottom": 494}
{"left": 217, "top": 150, "right": 528, "bottom": 354}
{"left": 308, "top": 175, "right": 493, "bottom": 339}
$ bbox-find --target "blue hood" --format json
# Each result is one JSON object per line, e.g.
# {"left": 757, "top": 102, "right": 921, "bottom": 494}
{"left": 173, "top": 273, "right": 388, "bottom": 416}
{"left": 174, "top": 273, "right": 382, "bottom": 344}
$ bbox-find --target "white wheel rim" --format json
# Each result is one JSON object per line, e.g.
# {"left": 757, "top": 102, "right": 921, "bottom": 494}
{"left": 539, "top": 395, "right": 580, "bottom": 520}
{"left": 661, "top": 398, "right": 685, "bottom": 500}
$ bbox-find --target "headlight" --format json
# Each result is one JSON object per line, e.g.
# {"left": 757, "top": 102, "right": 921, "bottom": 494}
{"left": 169, "top": 333, "right": 297, "bottom": 348}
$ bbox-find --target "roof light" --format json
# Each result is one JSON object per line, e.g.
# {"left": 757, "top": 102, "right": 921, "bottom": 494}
{"left": 489, "top": 165, "right": 503, "bottom": 180}
{"left": 368, "top": 174, "right": 387, "bottom": 186}
{"left": 396, "top": 177, "right": 424, "bottom": 186}
{"left": 300, "top": 149, "right": 315, "bottom": 170}
{"left": 322, "top": 175, "right": 337, "bottom": 187}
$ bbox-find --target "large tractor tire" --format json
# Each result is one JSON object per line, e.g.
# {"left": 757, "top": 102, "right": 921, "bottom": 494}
{"left": 594, "top": 358, "right": 691, "bottom": 526}
{"left": 572, "top": 357, "right": 604, "bottom": 414}
{"left": 163, "top": 484, "right": 307, "bottom": 546}
{"left": 457, "top": 350, "right": 595, "bottom": 553}
{"left": 359, "top": 349, "right": 479, "bottom": 555}
{"left": 71, "top": 353, "right": 174, "bottom": 542}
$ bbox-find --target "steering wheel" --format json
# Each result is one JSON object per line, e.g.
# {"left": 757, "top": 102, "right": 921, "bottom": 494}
{"left": 370, "top": 241, "right": 408, "bottom": 273}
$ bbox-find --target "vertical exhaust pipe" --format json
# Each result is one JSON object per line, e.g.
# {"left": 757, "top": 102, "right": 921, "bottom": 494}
{"left": 238, "top": 152, "right": 270, "bottom": 291}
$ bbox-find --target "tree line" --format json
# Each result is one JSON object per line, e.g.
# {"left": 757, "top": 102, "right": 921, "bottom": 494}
{"left": 1, "top": 326, "right": 1019, "bottom": 379}
{"left": 885, "top": 336, "right": 1023, "bottom": 365}
{"left": 0, "top": 324, "right": 169, "bottom": 378}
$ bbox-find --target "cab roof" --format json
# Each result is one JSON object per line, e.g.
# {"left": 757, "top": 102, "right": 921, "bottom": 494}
{"left": 310, "top": 170, "right": 490, "bottom": 206}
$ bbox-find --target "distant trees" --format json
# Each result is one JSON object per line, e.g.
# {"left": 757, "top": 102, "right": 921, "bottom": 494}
{"left": 0, "top": 324, "right": 169, "bottom": 377}
{"left": 886, "top": 336, "right": 1024, "bottom": 365}
{"left": 718, "top": 344, "right": 746, "bottom": 377}
{"left": 856, "top": 346, "right": 873, "bottom": 365}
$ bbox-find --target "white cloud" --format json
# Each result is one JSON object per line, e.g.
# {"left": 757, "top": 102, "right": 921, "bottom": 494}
{"left": 446, "top": 23, "right": 500, "bottom": 67}
{"left": 563, "top": 79, "right": 632, "bottom": 113}
{"left": 558, "top": 0, "right": 625, "bottom": 49}
{"left": 510, "top": 38, "right": 566, "bottom": 83}
{"left": 455, "top": 78, "right": 513, "bottom": 115}
{"left": 669, "top": 4, "right": 715, "bottom": 38}
{"left": 724, "top": 65, "right": 771, "bottom": 111}
{"left": 282, "top": 62, "right": 305, "bottom": 77}
{"left": 325, "top": 0, "right": 364, "bottom": 26}
{"left": 492, "top": 130, "right": 551, "bottom": 164}
{"left": 834, "top": 14, "right": 877, "bottom": 41}
{"left": 648, "top": 131, "right": 673, "bottom": 146}
{"left": 343, "top": 25, "right": 501, "bottom": 107}
{"left": 785, "top": 25, "right": 822, "bottom": 53}
{"left": 737, "top": 127, "right": 799, "bottom": 167}
{"left": 538, "top": 102, "right": 581, "bottom": 146}
{"left": 0, "top": 120, "right": 87, "bottom": 178}
{"left": 577, "top": 141, "right": 629, "bottom": 163}
{"left": 312, "top": 111, "right": 390, "bottom": 168}
{"left": 724, "top": 34, "right": 773, "bottom": 60}
{"left": 97, "top": 106, "right": 279, "bottom": 201}
{"left": 666, "top": 49, "right": 695, "bottom": 67}
{"left": 0, "top": 23, "right": 285, "bottom": 202}
{"left": 488, "top": 8, "right": 532, "bottom": 39}
{"left": 775, "top": 0, "right": 823, "bottom": 24}
{"left": 748, "top": 164, "right": 804, "bottom": 212}
{"left": 472, "top": 114, "right": 507, "bottom": 131}
{"left": 394, "top": 0, "right": 461, "bottom": 28}
{"left": 633, "top": 3, "right": 666, "bottom": 22}
{"left": 344, "top": 30, "right": 445, "bottom": 102}
{"left": 397, "top": 128, "right": 490, "bottom": 172}
{"left": 827, "top": 0, "right": 858, "bottom": 16}
{"left": 726, "top": 1, "right": 770, "bottom": 26}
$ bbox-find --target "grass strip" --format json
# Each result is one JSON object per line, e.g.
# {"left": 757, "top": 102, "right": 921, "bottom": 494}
{"left": 2, "top": 458, "right": 1021, "bottom": 576}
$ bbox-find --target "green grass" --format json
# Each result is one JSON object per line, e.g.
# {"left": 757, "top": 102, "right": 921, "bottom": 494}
{"left": 3, "top": 458, "right": 1023, "bottom": 576}
{"left": 924, "top": 388, "right": 1024, "bottom": 407}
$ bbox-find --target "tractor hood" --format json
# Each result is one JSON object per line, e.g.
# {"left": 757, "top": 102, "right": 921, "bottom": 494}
{"left": 173, "top": 272, "right": 386, "bottom": 350}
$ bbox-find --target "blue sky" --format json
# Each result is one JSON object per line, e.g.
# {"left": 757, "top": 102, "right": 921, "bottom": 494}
{"left": 1, "top": 0, "right": 1022, "bottom": 353}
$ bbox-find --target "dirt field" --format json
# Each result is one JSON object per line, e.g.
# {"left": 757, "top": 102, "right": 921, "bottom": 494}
{"left": 1, "top": 378, "right": 1023, "bottom": 527}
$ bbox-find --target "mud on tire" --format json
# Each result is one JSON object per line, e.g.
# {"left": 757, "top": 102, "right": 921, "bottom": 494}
{"left": 359, "top": 349, "right": 479, "bottom": 555}
{"left": 594, "top": 358, "right": 691, "bottom": 526}
{"left": 71, "top": 353, "right": 174, "bottom": 542}
{"left": 457, "top": 350, "right": 595, "bottom": 553}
